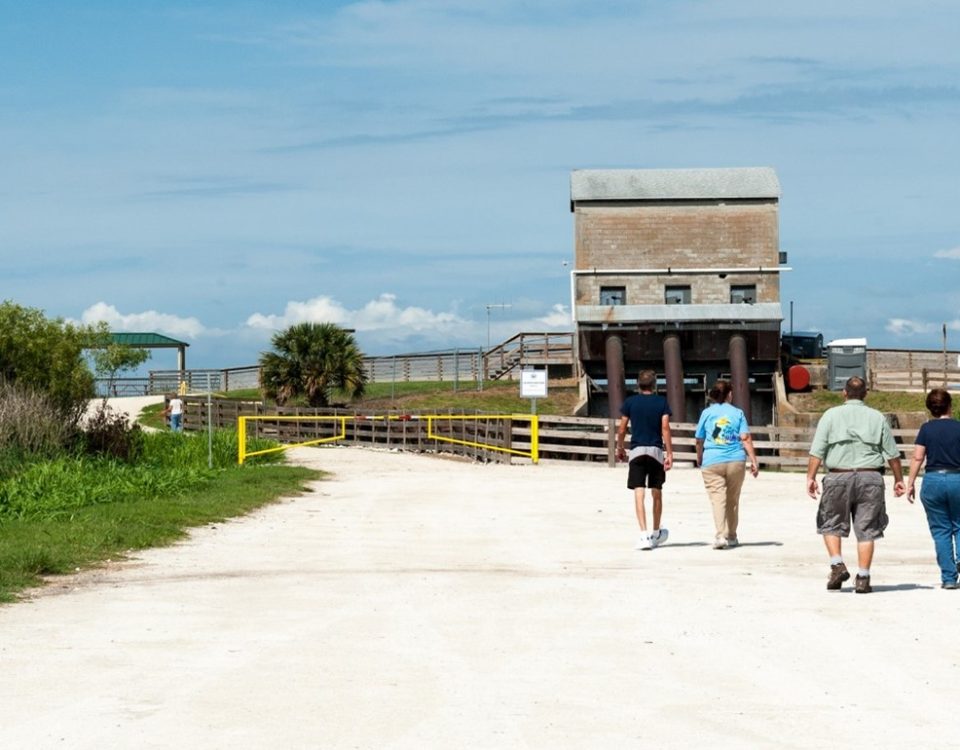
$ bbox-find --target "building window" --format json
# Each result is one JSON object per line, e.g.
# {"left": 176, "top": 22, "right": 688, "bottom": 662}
{"left": 600, "top": 286, "right": 626, "bottom": 306}
{"left": 730, "top": 284, "right": 757, "bottom": 304}
{"left": 664, "top": 285, "right": 691, "bottom": 305}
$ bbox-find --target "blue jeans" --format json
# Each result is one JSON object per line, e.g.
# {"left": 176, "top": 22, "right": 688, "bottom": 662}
{"left": 170, "top": 413, "right": 183, "bottom": 432}
{"left": 919, "top": 472, "right": 960, "bottom": 584}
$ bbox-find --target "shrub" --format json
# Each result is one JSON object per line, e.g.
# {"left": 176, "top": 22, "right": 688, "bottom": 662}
{"left": 79, "top": 404, "right": 144, "bottom": 462}
{"left": 0, "top": 300, "right": 103, "bottom": 423}
{"left": 0, "top": 382, "right": 77, "bottom": 463}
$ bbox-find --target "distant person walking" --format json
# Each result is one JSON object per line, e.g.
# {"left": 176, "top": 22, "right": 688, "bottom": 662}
{"left": 806, "top": 376, "right": 905, "bottom": 593}
{"left": 695, "top": 380, "right": 759, "bottom": 550}
{"left": 165, "top": 394, "right": 185, "bottom": 433}
{"left": 905, "top": 388, "right": 960, "bottom": 589}
{"left": 616, "top": 369, "right": 673, "bottom": 550}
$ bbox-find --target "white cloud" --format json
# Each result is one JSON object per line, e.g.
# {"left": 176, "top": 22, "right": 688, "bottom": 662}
{"left": 886, "top": 317, "right": 960, "bottom": 336}
{"left": 245, "top": 293, "right": 464, "bottom": 333}
{"left": 933, "top": 246, "right": 960, "bottom": 259}
{"left": 535, "top": 304, "right": 572, "bottom": 328}
{"left": 79, "top": 302, "right": 206, "bottom": 339}
{"left": 886, "top": 318, "right": 934, "bottom": 336}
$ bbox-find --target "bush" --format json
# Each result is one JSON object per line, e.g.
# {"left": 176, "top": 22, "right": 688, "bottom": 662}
{"left": 0, "top": 300, "right": 103, "bottom": 423}
{"left": 79, "top": 404, "right": 144, "bottom": 462}
{"left": 0, "top": 382, "right": 77, "bottom": 464}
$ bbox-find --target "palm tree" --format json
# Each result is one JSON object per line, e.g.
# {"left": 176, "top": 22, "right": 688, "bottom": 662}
{"left": 259, "top": 323, "right": 367, "bottom": 407}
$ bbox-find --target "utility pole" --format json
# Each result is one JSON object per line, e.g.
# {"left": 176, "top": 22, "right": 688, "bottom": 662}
{"left": 485, "top": 303, "right": 512, "bottom": 350}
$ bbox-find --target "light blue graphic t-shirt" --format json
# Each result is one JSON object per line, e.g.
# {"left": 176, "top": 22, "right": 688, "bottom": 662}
{"left": 695, "top": 403, "right": 749, "bottom": 467}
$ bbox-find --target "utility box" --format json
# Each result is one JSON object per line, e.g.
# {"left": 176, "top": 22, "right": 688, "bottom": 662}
{"left": 826, "top": 338, "right": 867, "bottom": 390}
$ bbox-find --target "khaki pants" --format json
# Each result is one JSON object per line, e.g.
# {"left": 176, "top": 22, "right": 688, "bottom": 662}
{"left": 701, "top": 461, "right": 746, "bottom": 540}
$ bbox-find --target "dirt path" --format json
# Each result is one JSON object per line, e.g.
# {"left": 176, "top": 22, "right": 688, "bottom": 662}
{"left": 1, "top": 447, "right": 956, "bottom": 748}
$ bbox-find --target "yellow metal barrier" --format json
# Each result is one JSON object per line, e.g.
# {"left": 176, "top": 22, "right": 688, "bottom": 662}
{"left": 237, "top": 414, "right": 539, "bottom": 465}
{"left": 238, "top": 415, "right": 348, "bottom": 464}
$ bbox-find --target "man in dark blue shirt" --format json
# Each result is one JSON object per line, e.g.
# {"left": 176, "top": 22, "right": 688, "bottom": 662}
{"left": 616, "top": 369, "right": 673, "bottom": 550}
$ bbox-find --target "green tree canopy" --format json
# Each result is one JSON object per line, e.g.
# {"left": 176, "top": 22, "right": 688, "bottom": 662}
{"left": 259, "top": 322, "right": 367, "bottom": 407}
{"left": 0, "top": 300, "right": 106, "bottom": 420}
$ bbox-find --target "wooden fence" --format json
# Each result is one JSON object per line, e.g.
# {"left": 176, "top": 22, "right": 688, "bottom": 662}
{"left": 869, "top": 367, "right": 960, "bottom": 393}
{"left": 183, "top": 397, "right": 919, "bottom": 469}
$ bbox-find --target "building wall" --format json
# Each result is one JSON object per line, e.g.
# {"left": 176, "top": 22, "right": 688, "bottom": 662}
{"left": 573, "top": 201, "right": 780, "bottom": 306}
{"left": 576, "top": 273, "right": 779, "bottom": 306}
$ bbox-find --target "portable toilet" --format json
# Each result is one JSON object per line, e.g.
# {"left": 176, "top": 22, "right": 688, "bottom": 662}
{"left": 826, "top": 338, "right": 868, "bottom": 391}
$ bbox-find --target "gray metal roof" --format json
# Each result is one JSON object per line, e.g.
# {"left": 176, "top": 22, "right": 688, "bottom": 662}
{"left": 570, "top": 167, "right": 780, "bottom": 203}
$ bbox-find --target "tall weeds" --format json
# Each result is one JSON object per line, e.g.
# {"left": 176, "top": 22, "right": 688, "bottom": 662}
{"left": 0, "top": 382, "right": 77, "bottom": 471}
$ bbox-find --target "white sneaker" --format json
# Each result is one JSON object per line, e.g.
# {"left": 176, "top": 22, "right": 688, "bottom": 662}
{"left": 635, "top": 534, "right": 653, "bottom": 551}
{"left": 713, "top": 537, "right": 728, "bottom": 550}
{"left": 650, "top": 528, "right": 669, "bottom": 548}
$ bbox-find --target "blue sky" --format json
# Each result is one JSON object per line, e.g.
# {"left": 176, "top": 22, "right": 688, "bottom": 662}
{"left": 2, "top": 1, "right": 958, "bottom": 370}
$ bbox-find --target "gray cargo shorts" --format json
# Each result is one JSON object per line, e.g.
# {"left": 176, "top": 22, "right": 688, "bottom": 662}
{"left": 816, "top": 471, "right": 888, "bottom": 541}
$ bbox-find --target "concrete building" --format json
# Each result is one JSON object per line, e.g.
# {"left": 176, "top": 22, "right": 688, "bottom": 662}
{"left": 569, "top": 167, "right": 786, "bottom": 424}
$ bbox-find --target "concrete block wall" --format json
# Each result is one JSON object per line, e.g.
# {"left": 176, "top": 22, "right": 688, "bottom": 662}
{"left": 574, "top": 201, "right": 780, "bottom": 306}
{"left": 576, "top": 273, "right": 779, "bottom": 306}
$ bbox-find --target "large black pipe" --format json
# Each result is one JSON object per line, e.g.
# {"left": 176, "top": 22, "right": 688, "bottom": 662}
{"left": 605, "top": 334, "right": 626, "bottom": 419}
{"left": 729, "top": 333, "right": 751, "bottom": 423}
{"left": 663, "top": 334, "right": 686, "bottom": 422}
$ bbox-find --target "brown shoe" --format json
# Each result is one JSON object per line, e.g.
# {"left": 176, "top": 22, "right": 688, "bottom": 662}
{"left": 826, "top": 562, "right": 850, "bottom": 590}
{"left": 855, "top": 575, "right": 872, "bottom": 594}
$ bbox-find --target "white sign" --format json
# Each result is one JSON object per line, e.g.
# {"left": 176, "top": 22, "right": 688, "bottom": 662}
{"left": 520, "top": 369, "right": 548, "bottom": 398}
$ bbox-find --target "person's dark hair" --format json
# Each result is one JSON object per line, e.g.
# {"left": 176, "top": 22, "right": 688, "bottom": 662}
{"left": 709, "top": 379, "right": 732, "bottom": 404}
{"left": 926, "top": 388, "right": 952, "bottom": 418}
{"left": 637, "top": 369, "right": 657, "bottom": 391}
{"left": 844, "top": 376, "right": 867, "bottom": 400}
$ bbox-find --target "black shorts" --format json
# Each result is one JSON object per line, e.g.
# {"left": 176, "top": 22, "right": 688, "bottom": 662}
{"left": 627, "top": 455, "right": 666, "bottom": 490}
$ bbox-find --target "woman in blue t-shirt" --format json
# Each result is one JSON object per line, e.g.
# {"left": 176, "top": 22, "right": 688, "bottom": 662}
{"left": 905, "top": 388, "right": 960, "bottom": 589}
{"left": 695, "top": 380, "right": 759, "bottom": 550}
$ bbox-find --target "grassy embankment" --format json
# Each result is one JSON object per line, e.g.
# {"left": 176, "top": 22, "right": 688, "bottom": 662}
{"left": 0, "top": 428, "right": 320, "bottom": 603}
{"left": 790, "top": 389, "right": 959, "bottom": 418}
{"left": 170, "top": 381, "right": 947, "bottom": 419}
{"left": 206, "top": 380, "right": 580, "bottom": 414}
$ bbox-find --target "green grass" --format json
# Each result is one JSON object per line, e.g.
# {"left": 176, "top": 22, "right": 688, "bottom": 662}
{"left": 138, "top": 401, "right": 167, "bottom": 430}
{"left": 0, "top": 428, "right": 322, "bottom": 602}
{"left": 795, "top": 390, "right": 930, "bottom": 414}
{"left": 0, "top": 463, "right": 320, "bottom": 603}
{"left": 203, "top": 381, "right": 580, "bottom": 415}
{"left": 213, "top": 381, "right": 514, "bottom": 403}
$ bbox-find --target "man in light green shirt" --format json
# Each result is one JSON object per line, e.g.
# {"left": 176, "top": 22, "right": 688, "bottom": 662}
{"left": 806, "top": 376, "right": 905, "bottom": 593}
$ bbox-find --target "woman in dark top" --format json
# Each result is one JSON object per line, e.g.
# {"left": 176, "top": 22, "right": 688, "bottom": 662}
{"left": 905, "top": 388, "right": 960, "bottom": 589}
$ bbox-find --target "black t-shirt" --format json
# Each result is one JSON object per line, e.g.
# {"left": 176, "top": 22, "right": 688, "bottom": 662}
{"left": 620, "top": 393, "right": 672, "bottom": 449}
{"left": 916, "top": 418, "right": 960, "bottom": 470}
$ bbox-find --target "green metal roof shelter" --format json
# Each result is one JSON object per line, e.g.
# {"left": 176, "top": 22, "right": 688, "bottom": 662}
{"left": 110, "top": 332, "right": 189, "bottom": 371}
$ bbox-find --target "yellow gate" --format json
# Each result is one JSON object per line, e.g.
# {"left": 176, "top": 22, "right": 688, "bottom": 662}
{"left": 238, "top": 414, "right": 539, "bottom": 465}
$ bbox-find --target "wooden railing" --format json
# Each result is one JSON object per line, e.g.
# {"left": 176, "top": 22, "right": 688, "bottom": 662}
{"left": 869, "top": 367, "right": 960, "bottom": 393}
{"left": 182, "top": 397, "right": 919, "bottom": 469}
{"left": 482, "top": 332, "right": 575, "bottom": 380}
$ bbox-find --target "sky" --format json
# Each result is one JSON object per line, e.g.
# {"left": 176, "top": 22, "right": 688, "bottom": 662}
{"left": 2, "top": 1, "right": 959, "bottom": 371}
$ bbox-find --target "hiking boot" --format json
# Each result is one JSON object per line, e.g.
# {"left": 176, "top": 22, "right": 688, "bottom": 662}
{"left": 826, "top": 562, "right": 850, "bottom": 590}
{"left": 854, "top": 574, "right": 872, "bottom": 594}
